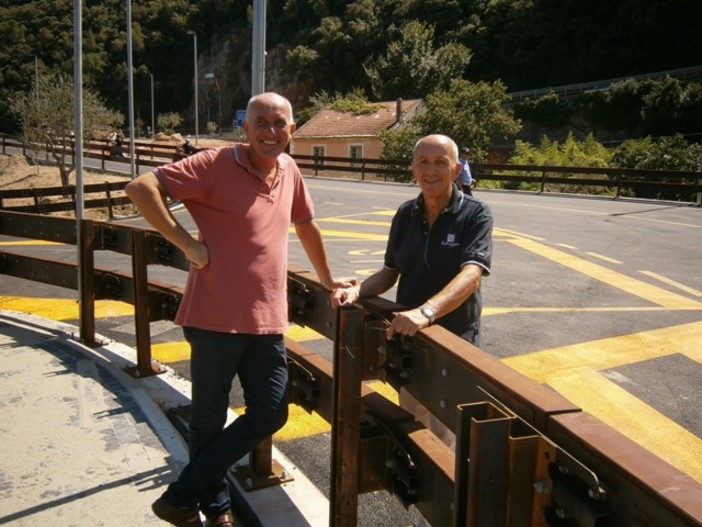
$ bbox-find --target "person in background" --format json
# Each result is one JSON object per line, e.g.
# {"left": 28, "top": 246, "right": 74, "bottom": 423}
{"left": 126, "top": 92, "right": 350, "bottom": 527}
{"left": 458, "top": 146, "right": 474, "bottom": 196}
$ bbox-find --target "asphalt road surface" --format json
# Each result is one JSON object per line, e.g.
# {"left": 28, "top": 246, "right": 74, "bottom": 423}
{"left": 1, "top": 176, "right": 700, "bottom": 526}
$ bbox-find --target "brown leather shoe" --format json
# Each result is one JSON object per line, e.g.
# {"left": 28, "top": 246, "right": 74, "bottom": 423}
{"left": 205, "top": 511, "right": 235, "bottom": 527}
{"left": 151, "top": 495, "right": 202, "bottom": 527}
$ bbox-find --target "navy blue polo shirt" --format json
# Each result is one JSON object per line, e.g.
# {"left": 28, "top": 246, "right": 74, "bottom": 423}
{"left": 384, "top": 185, "right": 493, "bottom": 345}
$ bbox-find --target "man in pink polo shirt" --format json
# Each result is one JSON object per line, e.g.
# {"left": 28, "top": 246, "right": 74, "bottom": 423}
{"left": 126, "top": 92, "right": 347, "bottom": 527}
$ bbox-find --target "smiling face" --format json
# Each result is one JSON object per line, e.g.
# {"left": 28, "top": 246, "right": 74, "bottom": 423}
{"left": 411, "top": 134, "right": 461, "bottom": 202}
{"left": 243, "top": 92, "right": 296, "bottom": 165}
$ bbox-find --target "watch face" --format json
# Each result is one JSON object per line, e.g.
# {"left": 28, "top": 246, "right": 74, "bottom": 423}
{"left": 421, "top": 306, "right": 435, "bottom": 320}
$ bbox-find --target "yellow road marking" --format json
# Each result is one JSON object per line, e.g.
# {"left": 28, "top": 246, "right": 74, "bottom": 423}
{"left": 319, "top": 218, "right": 392, "bottom": 227}
{"left": 0, "top": 297, "right": 133, "bottom": 320}
{"left": 285, "top": 325, "right": 324, "bottom": 342}
{"left": 273, "top": 404, "right": 331, "bottom": 441}
{"left": 288, "top": 226, "right": 388, "bottom": 241}
{"left": 0, "top": 240, "right": 62, "bottom": 246}
{"left": 152, "top": 341, "right": 191, "bottom": 363}
{"left": 483, "top": 306, "right": 700, "bottom": 315}
{"left": 366, "top": 380, "right": 399, "bottom": 404}
{"left": 546, "top": 367, "right": 702, "bottom": 483}
{"left": 508, "top": 237, "right": 701, "bottom": 309}
{"left": 639, "top": 270, "right": 702, "bottom": 297}
{"left": 273, "top": 381, "right": 400, "bottom": 442}
{"left": 502, "top": 321, "right": 702, "bottom": 383}
{"left": 496, "top": 228, "right": 545, "bottom": 241}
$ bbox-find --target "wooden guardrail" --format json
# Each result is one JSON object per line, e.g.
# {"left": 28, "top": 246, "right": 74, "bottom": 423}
{"left": 293, "top": 153, "right": 702, "bottom": 204}
{"left": 0, "top": 181, "right": 131, "bottom": 216}
{"left": 2, "top": 134, "right": 701, "bottom": 205}
{"left": 1, "top": 208, "right": 701, "bottom": 527}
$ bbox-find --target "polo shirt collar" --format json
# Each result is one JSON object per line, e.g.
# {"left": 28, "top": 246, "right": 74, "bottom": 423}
{"left": 232, "top": 143, "right": 289, "bottom": 175}
{"left": 411, "top": 183, "right": 464, "bottom": 216}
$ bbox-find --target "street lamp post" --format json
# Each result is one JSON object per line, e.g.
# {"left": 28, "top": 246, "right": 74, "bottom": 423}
{"left": 186, "top": 30, "right": 199, "bottom": 146}
{"left": 126, "top": 0, "right": 136, "bottom": 179}
{"left": 150, "top": 73, "right": 155, "bottom": 137}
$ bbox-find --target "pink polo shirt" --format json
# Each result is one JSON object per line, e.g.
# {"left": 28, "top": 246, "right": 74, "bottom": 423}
{"left": 155, "top": 144, "right": 314, "bottom": 334}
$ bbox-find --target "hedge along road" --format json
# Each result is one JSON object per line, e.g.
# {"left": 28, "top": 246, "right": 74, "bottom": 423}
{"left": 1, "top": 177, "right": 701, "bottom": 519}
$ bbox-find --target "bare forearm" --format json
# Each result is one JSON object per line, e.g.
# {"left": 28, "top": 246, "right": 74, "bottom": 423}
{"left": 358, "top": 268, "right": 397, "bottom": 298}
{"left": 295, "top": 220, "right": 332, "bottom": 283}
{"left": 424, "top": 264, "right": 483, "bottom": 317}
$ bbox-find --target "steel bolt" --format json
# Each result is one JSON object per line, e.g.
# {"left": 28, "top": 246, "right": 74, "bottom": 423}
{"left": 533, "top": 479, "right": 549, "bottom": 494}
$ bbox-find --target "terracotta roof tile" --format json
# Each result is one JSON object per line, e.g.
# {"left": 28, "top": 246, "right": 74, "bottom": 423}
{"left": 294, "top": 99, "right": 422, "bottom": 138}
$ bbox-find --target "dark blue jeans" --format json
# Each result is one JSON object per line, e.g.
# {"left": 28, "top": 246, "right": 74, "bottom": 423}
{"left": 164, "top": 327, "right": 289, "bottom": 518}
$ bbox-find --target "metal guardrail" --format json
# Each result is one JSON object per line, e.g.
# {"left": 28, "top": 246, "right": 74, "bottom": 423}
{"left": 1, "top": 209, "right": 701, "bottom": 526}
{"left": 507, "top": 65, "right": 702, "bottom": 102}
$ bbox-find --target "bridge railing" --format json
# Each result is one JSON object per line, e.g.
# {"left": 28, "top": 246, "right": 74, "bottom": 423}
{"left": 1, "top": 208, "right": 700, "bottom": 526}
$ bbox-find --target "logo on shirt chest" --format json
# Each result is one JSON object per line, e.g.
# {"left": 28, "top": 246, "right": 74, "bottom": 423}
{"left": 440, "top": 232, "right": 460, "bottom": 248}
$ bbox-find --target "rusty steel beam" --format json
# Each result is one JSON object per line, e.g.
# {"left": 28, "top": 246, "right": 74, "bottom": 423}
{"left": 548, "top": 412, "right": 702, "bottom": 527}
{"left": 79, "top": 219, "right": 97, "bottom": 346}
{"left": 288, "top": 265, "right": 337, "bottom": 340}
{"left": 369, "top": 310, "right": 581, "bottom": 434}
{"left": 0, "top": 250, "right": 78, "bottom": 289}
{"left": 330, "top": 306, "right": 365, "bottom": 527}
{"left": 0, "top": 210, "right": 77, "bottom": 244}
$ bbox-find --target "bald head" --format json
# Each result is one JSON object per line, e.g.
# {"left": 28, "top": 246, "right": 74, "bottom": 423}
{"left": 413, "top": 134, "right": 459, "bottom": 163}
{"left": 246, "top": 92, "right": 294, "bottom": 125}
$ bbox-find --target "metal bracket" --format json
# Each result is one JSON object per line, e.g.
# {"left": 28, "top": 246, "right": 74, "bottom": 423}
{"left": 391, "top": 445, "right": 420, "bottom": 507}
{"left": 155, "top": 238, "right": 174, "bottom": 264}
{"left": 289, "top": 359, "right": 320, "bottom": 413}
{"left": 229, "top": 458, "right": 294, "bottom": 492}
{"left": 548, "top": 452, "right": 611, "bottom": 525}
{"left": 385, "top": 335, "right": 414, "bottom": 386}
{"left": 288, "top": 278, "right": 313, "bottom": 319}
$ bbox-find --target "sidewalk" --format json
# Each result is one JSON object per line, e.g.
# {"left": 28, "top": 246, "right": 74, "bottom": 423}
{"left": 0, "top": 310, "right": 328, "bottom": 527}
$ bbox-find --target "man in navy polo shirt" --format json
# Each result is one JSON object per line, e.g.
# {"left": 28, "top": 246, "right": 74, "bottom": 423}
{"left": 331, "top": 133, "right": 492, "bottom": 346}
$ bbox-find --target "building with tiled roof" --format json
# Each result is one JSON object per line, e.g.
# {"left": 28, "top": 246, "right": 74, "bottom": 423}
{"left": 290, "top": 98, "right": 423, "bottom": 177}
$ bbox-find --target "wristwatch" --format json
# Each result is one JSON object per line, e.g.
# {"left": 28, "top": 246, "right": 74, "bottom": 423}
{"left": 419, "top": 304, "right": 436, "bottom": 324}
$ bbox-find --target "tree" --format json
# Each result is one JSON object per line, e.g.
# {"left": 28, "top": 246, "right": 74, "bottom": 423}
{"left": 612, "top": 135, "right": 702, "bottom": 201}
{"left": 157, "top": 112, "right": 183, "bottom": 134}
{"left": 379, "top": 126, "right": 421, "bottom": 183}
{"left": 364, "top": 20, "right": 471, "bottom": 100}
{"left": 11, "top": 75, "right": 122, "bottom": 186}
{"left": 412, "top": 79, "right": 521, "bottom": 160}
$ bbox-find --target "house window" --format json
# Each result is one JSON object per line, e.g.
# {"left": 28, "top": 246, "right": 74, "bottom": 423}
{"left": 349, "top": 145, "right": 363, "bottom": 167}
{"left": 312, "top": 146, "right": 325, "bottom": 168}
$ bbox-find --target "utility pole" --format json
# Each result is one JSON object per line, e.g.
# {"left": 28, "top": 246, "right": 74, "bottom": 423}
{"left": 251, "top": 0, "right": 266, "bottom": 96}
